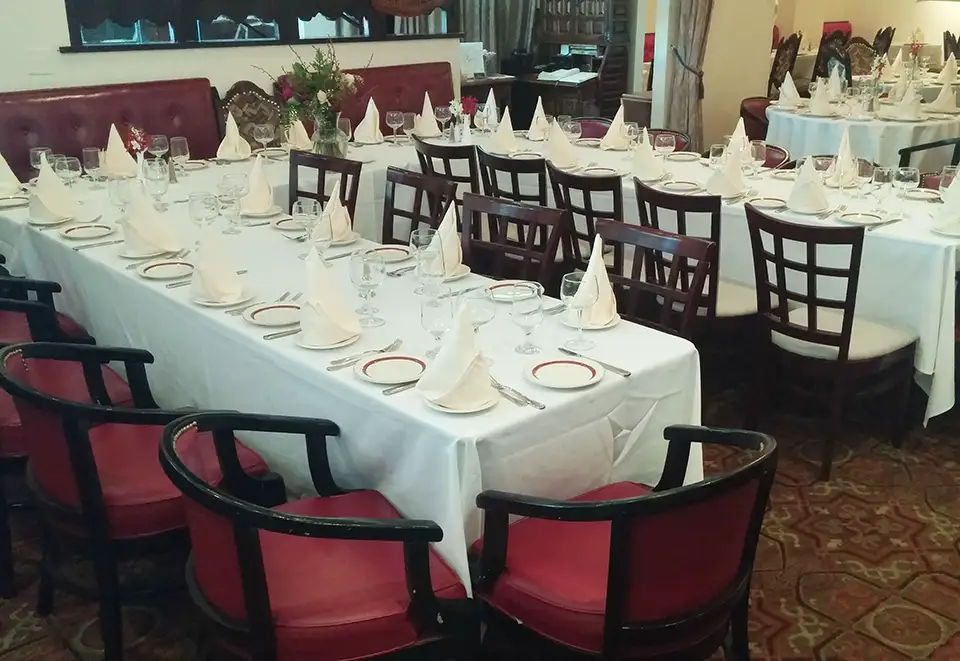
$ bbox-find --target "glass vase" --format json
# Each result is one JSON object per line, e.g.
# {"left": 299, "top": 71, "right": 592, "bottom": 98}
{"left": 312, "top": 110, "right": 347, "bottom": 158}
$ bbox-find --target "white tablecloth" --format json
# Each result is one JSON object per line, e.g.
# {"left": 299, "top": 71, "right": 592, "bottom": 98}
{"left": 0, "top": 180, "right": 702, "bottom": 590}
{"left": 765, "top": 106, "right": 960, "bottom": 170}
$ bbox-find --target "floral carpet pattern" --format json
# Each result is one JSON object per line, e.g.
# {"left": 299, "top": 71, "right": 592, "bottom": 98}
{"left": 1, "top": 387, "right": 959, "bottom": 661}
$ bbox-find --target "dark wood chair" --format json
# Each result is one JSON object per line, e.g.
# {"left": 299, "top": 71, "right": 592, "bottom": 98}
{"left": 288, "top": 150, "right": 363, "bottom": 220}
{"left": 476, "top": 147, "right": 548, "bottom": 206}
{"left": 472, "top": 424, "right": 778, "bottom": 661}
{"left": 845, "top": 36, "right": 877, "bottom": 77}
{"left": 825, "top": 47, "right": 854, "bottom": 88}
{"left": 898, "top": 137, "right": 960, "bottom": 168}
{"left": 461, "top": 193, "right": 567, "bottom": 290}
{"left": 572, "top": 116, "right": 612, "bottom": 139}
{"left": 764, "top": 144, "right": 790, "bottom": 169}
{"left": 381, "top": 167, "right": 457, "bottom": 245}
{"left": 769, "top": 32, "right": 802, "bottom": 96}
{"left": 634, "top": 179, "right": 756, "bottom": 320}
{"left": 547, "top": 162, "right": 625, "bottom": 273}
{"left": 945, "top": 31, "right": 960, "bottom": 63}
{"left": 813, "top": 29, "right": 850, "bottom": 80}
{"left": 648, "top": 129, "right": 691, "bottom": 152}
{"left": 594, "top": 220, "right": 715, "bottom": 340}
{"left": 159, "top": 411, "right": 475, "bottom": 661}
{"left": 743, "top": 205, "right": 918, "bottom": 481}
{"left": 412, "top": 136, "right": 481, "bottom": 224}
{"left": 873, "top": 27, "right": 895, "bottom": 56}
{"left": 0, "top": 342, "right": 269, "bottom": 661}
{"left": 221, "top": 80, "right": 283, "bottom": 149}
{"left": 740, "top": 97, "right": 771, "bottom": 142}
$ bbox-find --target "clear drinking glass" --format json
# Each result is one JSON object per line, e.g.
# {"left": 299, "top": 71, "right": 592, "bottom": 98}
{"left": 409, "top": 227, "right": 438, "bottom": 294}
{"left": 565, "top": 121, "right": 583, "bottom": 142}
{"left": 871, "top": 167, "right": 894, "bottom": 212}
{"left": 217, "top": 173, "right": 248, "bottom": 235}
{"left": 749, "top": 140, "right": 767, "bottom": 178}
{"left": 350, "top": 250, "right": 386, "bottom": 327}
{"left": 435, "top": 106, "right": 452, "bottom": 136}
{"left": 895, "top": 166, "right": 920, "bottom": 199}
{"left": 108, "top": 177, "right": 138, "bottom": 217}
{"left": 812, "top": 156, "right": 834, "bottom": 183}
{"left": 460, "top": 287, "right": 496, "bottom": 333}
{"left": 170, "top": 137, "right": 190, "bottom": 175}
{"left": 337, "top": 117, "right": 352, "bottom": 142}
{"left": 402, "top": 112, "right": 417, "bottom": 142}
{"left": 29, "top": 147, "right": 52, "bottom": 176}
{"left": 855, "top": 161, "right": 875, "bottom": 199}
{"left": 623, "top": 122, "right": 640, "bottom": 146}
{"left": 511, "top": 283, "right": 544, "bottom": 354}
{"left": 188, "top": 192, "right": 218, "bottom": 249}
{"left": 253, "top": 124, "right": 275, "bottom": 153}
{"left": 654, "top": 133, "right": 676, "bottom": 157}
{"left": 709, "top": 144, "right": 725, "bottom": 169}
{"left": 143, "top": 159, "right": 169, "bottom": 210}
{"left": 941, "top": 165, "right": 959, "bottom": 191}
{"left": 560, "top": 271, "right": 598, "bottom": 352}
{"left": 148, "top": 134, "right": 169, "bottom": 160}
{"left": 293, "top": 199, "right": 322, "bottom": 259}
{"left": 81, "top": 148, "right": 103, "bottom": 189}
{"left": 55, "top": 157, "right": 82, "bottom": 187}
{"left": 473, "top": 109, "right": 486, "bottom": 133}
{"left": 421, "top": 292, "right": 453, "bottom": 359}
{"left": 557, "top": 114, "right": 573, "bottom": 132}
{"left": 416, "top": 247, "right": 445, "bottom": 296}
{"left": 385, "top": 111, "right": 404, "bottom": 145}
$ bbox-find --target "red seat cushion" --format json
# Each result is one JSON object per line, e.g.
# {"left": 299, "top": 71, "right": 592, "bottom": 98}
{"left": 221, "top": 491, "right": 466, "bottom": 661}
{"left": 0, "top": 309, "right": 88, "bottom": 344}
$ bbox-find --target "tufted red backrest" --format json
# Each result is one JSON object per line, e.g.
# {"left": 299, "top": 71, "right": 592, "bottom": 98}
{"left": 340, "top": 62, "right": 454, "bottom": 136}
{"left": 0, "top": 78, "right": 221, "bottom": 182}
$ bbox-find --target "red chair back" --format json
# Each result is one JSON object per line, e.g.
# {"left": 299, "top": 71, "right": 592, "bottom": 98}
{"left": 740, "top": 97, "right": 770, "bottom": 142}
{"left": 764, "top": 145, "right": 789, "bottom": 169}
{"left": 576, "top": 117, "right": 612, "bottom": 139}
{"left": 643, "top": 33, "right": 655, "bottom": 63}
{"left": 648, "top": 129, "right": 690, "bottom": 152}
{"left": 921, "top": 173, "right": 942, "bottom": 190}
{"left": 823, "top": 21, "right": 852, "bottom": 39}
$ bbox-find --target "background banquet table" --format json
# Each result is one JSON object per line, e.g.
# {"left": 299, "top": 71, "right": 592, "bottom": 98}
{"left": 765, "top": 106, "right": 960, "bottom": 170}
{"left": 0, "top": 183, "right": 702, "bottom": 589}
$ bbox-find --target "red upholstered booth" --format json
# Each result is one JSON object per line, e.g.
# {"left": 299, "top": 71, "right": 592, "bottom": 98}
{"left": 0, "top": 78, "right": 222, "bottom": 182}
{"left": 823, "top": 21, "right": 852, "bottom": 38}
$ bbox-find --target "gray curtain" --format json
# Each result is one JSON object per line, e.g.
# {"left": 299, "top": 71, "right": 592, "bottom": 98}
{"left": 665, "top": 0, "right": 714, "bottom": 152}
{"left": 463, "top": 0, "right": 537, "bottom": 59}
{"left": 394, "top": 7, "right": 447, "bottom": 36}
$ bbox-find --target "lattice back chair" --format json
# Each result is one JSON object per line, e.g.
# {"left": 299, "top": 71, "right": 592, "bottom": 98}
{"left": 595, "top": 220, "right": 715, "bottom": 340}
{"left": 477, "top": 148, "right": 549, "bottom": 207}
{"left": 381, "top": 167, "right": 457, "bottom": 245}
{"left": 473, "top": 425, "right": 778, "bottom": 661}
{"left": 744, "top": 205, "right": 917, "bottom": 480}
{"left": 222, "top": 80, "right": 283, "bottom": 149}
{"left": 873, "top": 27, "right": 895, "bottom": 56}
{"left": 899, "top": 138, "right": 960, "bottom": 168}
{"left": 461, "top": 193, "right": 567, "bottom": 290}
{"left": 814, "top": 30, "right": 850, "bottom": 79}
{"left": 413, "top": 136, "right": 480, "bottom": 233}
{"left": 547, "top": 162, "right": 625, "bottom": 273}
{"left": 945, "top": 31, "right": 960, "bottom": 62}
{"left": 288, "top": 150, "right": 363, "bottom": 220}
{"left": 824, "top": 46, "right": 854, "bottom": 88}
{"left": 769, "top": 32, "right": 802, "bottom": 96}
{"left": 845, "top": 37, "right": 877, "bottom": 77}
{"left": 159, "top": 411, "right": 475, "bottom": 661}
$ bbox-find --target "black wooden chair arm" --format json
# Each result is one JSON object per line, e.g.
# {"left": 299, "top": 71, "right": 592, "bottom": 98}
{"left": 0, "top": 276, "right": 62, "bottom": 306}
{"left": 898, "top": 137, "right": 960, "bottom": 167}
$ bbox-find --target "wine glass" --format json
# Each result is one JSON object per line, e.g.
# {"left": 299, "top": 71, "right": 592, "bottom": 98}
{"left": 148, "top": 134, "right": 169, "bottom": 160}
{"left": 941, "top": 165, "right": 958, "bottom": 192}
{"left": 460, "top": 287, "right": 496, "bottom": 333}
{"left": 350, "top": 250, "right": 386, "bottom": 327}
{"left": 435, "top": 106, "right": 452, "bottom": 136}
{"left": 421, "top": 292, "right": 453, "bottom": 359}
{"left": 812, "top": 156, "right": 834, "bottom": 183}
{"left": 402, "top": 112, "right": 417, "bottom": 143}
{"left": 871, "top": 166, "right": 894, "bottom": 212}
{"left": 511, "top": 283, "right": 544, "bottom": 354}
{"left": 170, "top": 137, "right": 190, "bottom": 175}
{"left": 410, "top": 227, "right": 438, "bottom": 293}
{"left": 709, "top": 144, "right": 725, "bottom": 169}
{"left": 557, "top": 114, "right": 573, "bottom": 132}
{"left": 473, "top": 108, "right": 486, "bottom": 133}
{"left": 188, "top": 192, "right": 218, "bottom": 249}
{"left": 854, "top": 161, "right": 875, "bottom": 199}
{"left": 624, "top": 123, "right": 640, "bottom": 153}
{"left": 337, "top": 117, "right": 352, "bottom": 143}
{"left": 749, "top": 140, "right": 767, "bottom": 178}
{"left": 143, "top": 159, "right": 169, "bottom": 210}
{"left": 253, "top": 124, "right": 275, "bottom": 154}
{"left": 895, "top": 166, "right": 920, "bottom": 200}
{"left": 55, "top": 157, "right": 82, "bottom": 187}
{"left": 561, "top": 272, "right": 598, "bottom": 352}
{"left": 293, "top": 199, "right": 321, "bottom": 259}
{"left": 565, "top": 121, "right": 583, "bottom": 142}
{"left": 416, "top": 247, "right": 445, "bottom": 296}
{"left": 310, "top": 209, "right": 334, "bottom": 261}
{"left": 385, "top": 111, "right": 403, "bottom": 145}
{"left": 29, "top": 147, "right": 52, "bottom": 177}
{"left": 218, "top": 173, "right": 248, "bottom": 235}
{"left": 654, "top": 133, "right": 676, "bottom": 158}
{"left": 108, "top": 176, "right": 137, "bottom": 218}
{"left": 81, "top": 148, "right": 103, "bottom": 189}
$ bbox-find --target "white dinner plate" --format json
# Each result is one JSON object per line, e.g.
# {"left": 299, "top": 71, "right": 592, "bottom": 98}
{"left": 524, "top": 357, "right": 604, "bottom": 389}
{"left": 254, "top": 147, "right": 288, "bottom": 158}
{"left": 118, "top": 247, "right": 169, "bottom": 260}
{"left": 352, "top": 139, "right": 385, "bottom": 146}
{"left": 182, "top": 160, "right": 209, "bottom": 171}
{"left": 837, "top": 211, "right": 886, "bottom": 226}
{"left": 192, "top": 292, "right": 255, "bottom": 308}
{"left": 444, "top": 264, "right": 471, "bottom": 282}
{"left": 271, "top": 217, "right": 303, "bottom": 232}
{"left": 242, "top": 302, "right": 301, "bottom": 327}
{"left": 771, "top": 170, "right": 797, "bottom": 181}
{"left": 576, "top": 138, "right": 602, "bottom": 148}
{"left": 800, "top": 110, "right": 837, "bottom": 118}
{"left": 637, "top": 172, "right": 670, "bottom": 184}
{"left": 786, "top": 204, "right": 829, "bottom": 216}
{"left": 660, "top": 180, "right": 702, "bottom": 193}
{"left": 905, "top": 189, "right": 941, "bottom": 201}
{"left": 353, "top": 353, "right": 427, "bottom": 385}
{"left": 59, "top": 224, "right": 114, "bottom": 240}
{"left": 27, "top": 215, "right": 71, "bottom": 227}
{"left": 509, "top": 151, "right": 543, "bottom": 160}
{"left": 0, "top": 196, "right": 29, "bottom": 209}
{"left": 136, "top": 259, "right": 195, "bottom": 280}
{"left": 746, "top": 197, "right": 787, "bottom": 210}
{"left": 296, "top": 333, "right": 360, "bottom": 351}
{"left": 561, "top": 313, "right": 621, "bottom": 331}
{"left": 241, "top": 205, "right": 284, "bottom": 218}
{"left": 928, "top": 107, "right": 960, "bottom": 115}
{"left": 332, "top": 232, "right": 359, "bottom": 247}
{"left": 425, "top": 394, "right": 499, "bottom": 414}
{"left": 665, "top": 151, "right": 701, "bottom": 162}
{"left": 366, "top": 245, "right": 412, "bottom": 263}
{"left": 485, "top": 280, "right": 539, "bottom": 303}
{"left": 876, "top": 114, "right": 924, "bottom": 123}
{"left": 216, "top": 155, "right": 251, "bottom": 163}
{"left": 580, "top": 166, "right": 623, "bottom": 177}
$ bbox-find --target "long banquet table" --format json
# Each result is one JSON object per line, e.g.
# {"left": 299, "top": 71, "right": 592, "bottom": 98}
{"left": 0, "top": 173, "right": 703, "bottom": 590}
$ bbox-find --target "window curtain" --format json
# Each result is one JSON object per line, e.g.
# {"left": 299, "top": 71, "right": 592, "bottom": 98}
{"left": 462, "top": 0, "right": 537, "bottom": 58}
{"left": 665, "top": 0, "right": 714, "bottom": 152}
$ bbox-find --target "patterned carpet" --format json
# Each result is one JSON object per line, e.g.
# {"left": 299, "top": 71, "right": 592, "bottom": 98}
{"left": 1, "top": 385, "right": 959, "bottom": 661}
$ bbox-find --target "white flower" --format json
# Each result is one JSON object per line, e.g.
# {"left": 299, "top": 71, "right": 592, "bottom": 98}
{"left": 316, "top": 90, "right": 328, "bottom": 104}
{"left": 344, "top": 73, "right": 356, "bottom": 88}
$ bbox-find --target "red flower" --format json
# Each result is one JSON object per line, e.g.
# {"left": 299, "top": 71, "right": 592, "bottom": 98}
{"left": 278, "top": 75, "right": 295, "bottom": 102}
{"left": 461, "top": 96, "right": 478, "bottom": 116}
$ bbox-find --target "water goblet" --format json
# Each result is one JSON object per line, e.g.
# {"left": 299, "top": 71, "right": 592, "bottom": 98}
{"left": 81, "top": 148, "right": 104, "bottom": 189}
{"left": 460, "top": 287, "right": 496, "bottom": 334}
{"left": 511, "top": 283, "right": 544, "bottom": 354}
{"left": 402, "top": 112, "right": 417, "bottom": 143}
{"left": 940, "top": 165, "right": 959, "bottom": 192}
{"left": 871, "top": 167, "right": 894, "bottom": 212}
{"left": 148, "top": 134, "right": 169, "bottom": 160}
{"left": 561, "top": 271, "right": 598, "bottom": 352}
{"left": 624, "top": 122, "right": 640, "bottom": 152}
{"left": 565, "top": 121, "right": 583, "bottom": 142}
{"left": 895, "top": 166, "right": 920, "bottom": 200}
{"left": 337, "top": 117, "right": 352, "bottom": 143}
{"left": 473, "top": 110, "right": 486, "bottom": 133}
{"left": 107, "top": 176, "right": 138, "bottom": 218}
{"left": 143, "top": 159, "right": 169, "bottom": 210}
{"left": 29, "top": 147, "right": 52, "bottom": 177}
{"left": 854, "top": 161, "right": 875, "bottom": 199}
{"left": 293, "top": 199, "right": 322, "bottom": 258}
{"left": 170, "top": 137, "right": 190, "bottom": 175}
{"left": 416, "top": 247, "right": 445, "bottom": 296}
{"left": 709, "top": 144, "right": 725, "bottom": 169}
{"left": 557, "top": 114, "right": 573, "bottom": 132}
{"left": 253, "top": 124, "right": 275, "bottom": 154}
{"left": 654, "top": 133, "right": 676, "bottom": 158}
{"left": 435, "top": 106, "right": 452, "bottom": 136}
{"left": 188, "top": 192, "right": 218, "bottom": 250}
{"left": 749, "top": 140, "right": 767, "bottom": 178}
{"left": 421, "top": 292, "right": 453, "bottom": 359}
{"left": 350, "top": 250, "right": 386, "bottom": 327}
{"left": 385, "top": 111, "right": 404, "bottom": 145}
{"left": 55, "top": 157, "right": 82, "bottom": 187}
{"left": 812, "top": 156, "right": 834, "bottom": 183}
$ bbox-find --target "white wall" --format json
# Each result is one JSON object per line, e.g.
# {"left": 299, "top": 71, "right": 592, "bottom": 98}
{"left": 1, "top": 0, "right": 461, "bottom": 94}
{"left": 787, "top": 0, "right": 960, "bottom": 49}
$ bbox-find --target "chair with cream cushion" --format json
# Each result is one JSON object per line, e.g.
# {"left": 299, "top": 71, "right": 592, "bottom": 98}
{"left": 744, "top": 205, "right": 917, "bottom": 481}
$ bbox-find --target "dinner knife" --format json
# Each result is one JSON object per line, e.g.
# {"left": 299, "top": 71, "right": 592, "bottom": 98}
{"left": 557, "top": 347, "right": 632, "bottom": 378}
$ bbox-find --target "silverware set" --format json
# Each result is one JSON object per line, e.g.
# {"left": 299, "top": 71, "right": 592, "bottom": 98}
{"left": 166, "top": 269, "right": 247, "bottom": 289}
{"left": 816, "top": 204, "right": 846, "bottom": 220}
{"left": 387, "top": 265, "right": 416, "bottom": 277}
{"left": 382, "top": 381, "right": 418, "bottom": 396}
{"left": 41, "top": 214, "right": 103, "bottom": 231}
{"left": 227, "top": 291, "right": 302, "bottom": 316}
{"left": 490, "top": 377, "right": 546, "bottom": 409}
{"left": 558, "top": 346, "right": 632, "bottom": 378}
{"left": 73, "top": 239, "right": 124, "bottom": 251}
{"left": 124, "top": 249, "right": 191, "bottom": 270}
{"left": 724, "top": 189, "right": 757, "bottom": 206}
{"left": 263, "top": 327, "right": 301, "bottom": 341}
{"left": 868, "top": 216, "right": 905, "bottom": 232}
{"left": 326, "top": 339, "right": 403, "bottom": 371}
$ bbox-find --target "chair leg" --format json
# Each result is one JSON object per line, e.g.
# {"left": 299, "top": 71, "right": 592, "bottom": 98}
{"left": 727, "top": 592, "right": 751, "bottom": 661}
{"left": 891, "top": 363, "right": 913, "bottom": 448}
{"left": 36, "top": 523, "right": 59, "bottom": 615}
{"left": 93, "top": 550, "right": 124, "bottom": 661}
{"left": 820, "top": 380, "right": 845, "bottom": 482}
{"left": 0, "top": 478, "right": 13, "bottom": 599}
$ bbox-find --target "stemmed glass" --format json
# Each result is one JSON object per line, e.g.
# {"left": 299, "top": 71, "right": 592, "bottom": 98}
{"left": 749, "top": 140, "right": 766, "bottom": 178}
{"left": 108, "top": 177, "right": 138, "bottom": 218}
{"left": 557, "top": 114, "right": 573, "bottom": 132}
{"left": 460, "top": 287, "right": 496, "bottom": 334}
{"left": 940, "top": 165, "right": 958, "bottom": 192}
{"left": 410, "top": 228, "right": 438, "bottom": 294}
{"left": 623, "top": 122, "right": 640, "bottom": 150}
{"left": 188, "top": 192, "right": 219, "bottom": 250}
{"left": 253, "top": 124, "right": 275, "bottom": 154}
{"left": 511, "top": 283, "right": 544, "bottom": 354}
{"left": 293, "top": 199, "right": 322, "bottom": 259}
{"left": 217, "top": 173, "right": 249, "bottom": 235}
{"left": 709, "top": 144, "right": 725, "bottom": 169}
{"left": 565, "top": 121, "right": 583, "bottom": 142}
{"left": 854, "top": 161, "right": 874, "bottom": 199}
{"left": 421, "top": 292, "right": 453, "bottom": 359}
{"left": 385, "top": 111, "right": 403, "bottom": 145}
{"left": 561, "top": 272, "right": 598, "bottom": 352}
{"left": 170, "top": 137, "right": 190, "bottom": 175}
{"left": 29, "top": 147, "right": 52, "bottom": 178}
{"left": 310, "top": 208, "right": 333, "bottom": 261}
{"left": 337, "top": 117, "right": 352, "bottom": 143}
{"left": 895, "top": 166, "right": 920, "bottom": 200}
{"left": 350, "top": 250, "right": 386, "bottom": 327}
{"left": 416, "top": 247, "right": 445, "bottom": 296}
{"left": 435, "top": 106, "right": 452, "bottom": 136}
{"left": 654, "top": 133, "right": 676, "bottom": 158}
{"left": 143, "top": 159, "right": 169, "bottom": 210}
{"left": 82, "top": 148, "right": 104, "bottom": 189}
{"left": 54, "top": 157, "right": 82, "bottom": 187}
{"left": 402, "top": 112, "right": 417, "bottom": 143}
{"left": 871, "top": 167, "right": 894, "bottom": 213}
{"left": 148, "top": 135, "right": 169, "bottom": 160}
{"left": 473, "top": 108, "right": 486, "bottom": 133}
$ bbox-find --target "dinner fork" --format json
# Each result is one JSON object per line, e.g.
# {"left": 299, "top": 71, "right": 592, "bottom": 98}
{"left": 227, "top": 291, "right": 290, "bottom": 315}
{"left": 490, "top": 377, "right": 546, "bottom": 410}
{"left": 125, "top": 249, "right": 190, "bottom": 270}
{"left": 326, "top": 339, "right": 403, "bottom": 371}
{"left": 817, "top": 204, "right": 846, "bottom": 220}
{"left": 387, "top": 265, "right": 417, "bottom": 277}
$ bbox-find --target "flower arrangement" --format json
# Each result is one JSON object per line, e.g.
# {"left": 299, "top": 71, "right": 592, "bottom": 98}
{"left": 450, "top": 96, "right": 478, "bottom": 121}
{"left": 273, "top": 44, "right": 361, "bottom": 130}
{"left": 125, "top": 126, "right": 149, "bottom": 154}
{"left": 909, "top": 28, "right": 924, "bottom": 57}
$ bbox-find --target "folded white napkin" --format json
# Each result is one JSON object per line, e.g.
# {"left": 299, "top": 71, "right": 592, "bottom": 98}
{"left": 939, "top": 53, "right": 958, "bottom": 84}
{"left": 217, "top": 113, "right": 252, "bottom": 160}
{"left": 483, "top": 88, "right": 498, "bottom": 127}
{"left": 897, "top": 84, "right": 921, "bottom": 118}
{"left": 706, "top": 142, "right": 747, "bottom": 197}
{"left": 427, "top": 204, "right": 462, "bottom": 277}
{"left": 103, "top": 124, "right": 138, "bottom": 178}
{"left": 547, "top": 119, "right": 579, "bottom": 169}
{"left": 827, "top": 128, "right": 857, "bottom": 187}
{"left": 415, "top": 92, "right": 442, "bottom": 138}
{"left": 288, "top": 119, "right": 314, "bottom": 151}
{"left": 300, "top": 248, "right": 361, "bottom": 346}
{"left": 779, "top": 72, "right": 801, "bottom": 107}
{"left": 354, "top": 98, "right": 385, "bottom": 144}
{"left": 889, "top": 75, "right": 908, "bottom": 103}
{"left": 565, "top": 235, "right": 617, "bottom": 327}
{"left": 827, "top": 67, "right": 842, "bottom": 101}
{"left": 937, "top": 173, "right": 960, "bottom": 229}
{"left": 632, "top": 127, "right": 663, "bottom": 180}
{"left": 809, "top": 83, "right": 833, "bottom": 115}
{"left": 729, "top": 117, "right": 752, "bottom": 166}
{"left": 121, "top": 187, "right": 182, "bottom": 254}
{"left": 787, "top": 157, "right": 829, "bottom": 213}
{"left": 891, "top": 50, "right": 904, "bottom": 76}
{"left": 0, "top": 152, "right": 20, "bottom": 195}
{"left": 416, "top": 305, "right": 495, "bottom": 410}
{"left": 239, "top": 155, "right": 274, "bottom": 214}
{"left": 190, "top": 225, "right": 242, "bottom": 302}
{"left": 489, "top": 106, "right": 520, "bottom": 154}
{"left": 29, "top": 153, "right": 79, "bottom": 222}
{"left": 319, "top": 190, "right": 353, "bottom": 242}
{"left": 881, "top": 58, "right": 898, "bottom": 83}
{"left": 527, "top": 97, "right": 550, "bottom": 141}
{"left": 929, "top": 84, "right": 958, "bottom": 112}
{"left": 600, "top": 105, "right": 630, "bottom": 150}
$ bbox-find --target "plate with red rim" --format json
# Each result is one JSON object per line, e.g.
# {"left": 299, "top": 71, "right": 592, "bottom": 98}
{"left": 665, "top": 151, "right": 701, "bottom": 162}
{"left": 425, "top": 394, "right": 499, "bottom": 414}
{"left": 660, "top": 180, "right": 702, "bottom": 194}
{"left": 508, "top": 150, "right": 543, "bottom": 160}
{"left": 905, "top": 189, "right": 941, "bottom": 201}
{"left": 524, "top": 357, "right": 605, "bottom": 389}
{"left": 353, "top": 353, "right": 427, "bottom": 385}
{"left": 182, "top": 160, "right": 209, "bottom": 171}
{"left": 136, "top": 259, "right": 195, "bottom": 280}
{"left": 241, "top": 302, "right": 301, "bottom": 327}
{"left": 271, "top": 217, "right": 304, "bottom": 232}
{"left": 59, "top": 224, "right": 115, "bottom": 240}
{"left": 366, "top": 245, "right": 412, "bottom": 263}
{"left": 485, "top": 280, "right": 540, "bottom": 303}
{"left": 837, "top": 211, "right": 887, "bottom": 226}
